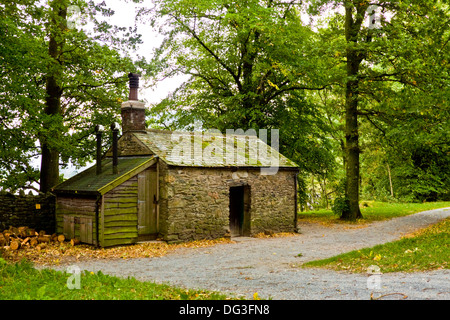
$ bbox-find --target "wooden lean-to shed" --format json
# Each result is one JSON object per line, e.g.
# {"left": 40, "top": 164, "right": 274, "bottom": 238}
{"left": 52, "top": 156, "right": 158, "bottom": 247}
{"left": 52, "top": 73, "right": 299, "bottom": 247}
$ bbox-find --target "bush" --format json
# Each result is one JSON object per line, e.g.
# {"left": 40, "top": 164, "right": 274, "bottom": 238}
{"left": 331, "top": 179, "right": 349, "bottom": 217}
{"left": 331, "top": 196, "right": 349, "bottom": 217}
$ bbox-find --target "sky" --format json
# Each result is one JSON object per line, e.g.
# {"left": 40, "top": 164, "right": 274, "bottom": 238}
{"left": 91, "top": 0, "right": 185, "bottom": 104}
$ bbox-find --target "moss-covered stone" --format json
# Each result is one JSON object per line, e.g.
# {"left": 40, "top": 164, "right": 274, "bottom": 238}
{"left": 158, "top": 165, "right": 297, "bottom": 241}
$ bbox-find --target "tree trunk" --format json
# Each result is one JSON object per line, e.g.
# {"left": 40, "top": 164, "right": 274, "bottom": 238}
{"left": 342, "top": 78, "right": 362, "bottom": 220}
{"left": 40, "top": 141, "right": 60, "bottom": 193}
{"left": 36, "top": 243, "right": 47, "bottom": 251}
{"left": 0, "top": 233, "right": 6, "bottom": 246}
{"left": 30, "top": 238, "right": 39, "bottom": 247}
{"left": 21, "top": 237, "right": 31, "bottom": 246}
{"left": 10, "top": 240, "right": 21, "bottom": 250}
{"left": 38, "top": 235, "right": 51, "bottom": 243}
{"left": 341, "top": 2, "right": 367, "bottom": 220}
{"left": 323, "top": 175, "right": 329, "bottom": 209}
{"left": 387, "top": 163, "right": 394, "bottom": 197}
{"left": 39, "top": 0, "right": 67, "bottom": 193}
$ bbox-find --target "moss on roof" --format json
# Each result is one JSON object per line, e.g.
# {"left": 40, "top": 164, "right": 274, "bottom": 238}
{"left": 52, "top": 157, "right": 156, "bottom": 195}
{"left": 54, "top": 129, "right": 298, "bottom": 194}
{"left": 133, "top": 129, "right": 298, "bottom": 168}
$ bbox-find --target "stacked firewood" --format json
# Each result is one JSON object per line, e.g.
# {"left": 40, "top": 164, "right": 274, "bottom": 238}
{"left": 0, "top": 226, "right": 71, "bottom": 250}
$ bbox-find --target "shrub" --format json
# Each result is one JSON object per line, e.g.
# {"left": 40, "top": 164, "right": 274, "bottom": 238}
{"left": 332, "top": 196, "right": 349, "bottom": 217}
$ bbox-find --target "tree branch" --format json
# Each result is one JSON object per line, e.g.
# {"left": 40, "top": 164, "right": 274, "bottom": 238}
{"left": 169, "top": 13, "right": 242, "bottom": 91}
{"left": 187, "top": 71, "right": 233, "bottom": 96}
{"left": 266, "top": 83, "right": 332, "bottom": 102}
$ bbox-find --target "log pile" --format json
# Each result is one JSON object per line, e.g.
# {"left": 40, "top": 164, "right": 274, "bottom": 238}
{"left": 0, "top": 226, "right": 80, "bottom": 250}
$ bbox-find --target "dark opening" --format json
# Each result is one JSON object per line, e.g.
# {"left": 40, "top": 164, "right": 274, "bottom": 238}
{"left": 229, "top": 185, "right": 250, "bottom": 237}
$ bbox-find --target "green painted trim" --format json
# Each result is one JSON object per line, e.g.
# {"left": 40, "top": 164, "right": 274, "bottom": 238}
{"left": 98, "top": 157, "right": 157, "bottom": 195}
{"left": 100, "top": 195, "right": 105, "bottom": 247}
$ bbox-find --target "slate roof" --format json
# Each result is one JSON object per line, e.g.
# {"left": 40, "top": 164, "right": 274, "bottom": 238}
{"left": 53, "top": 129, "right": 298, "bottom": 194}
{"left": 133, "top": 129, "right": 298, "bottom": 168}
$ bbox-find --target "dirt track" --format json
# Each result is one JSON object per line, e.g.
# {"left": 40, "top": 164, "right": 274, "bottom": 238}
{"left": 47, "top": 207, "right": 450, "bottom": 300}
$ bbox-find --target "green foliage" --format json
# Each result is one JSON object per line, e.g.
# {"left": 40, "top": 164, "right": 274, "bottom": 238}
{"left": 140, "top": 0, "right": 339, "bottom": 206}
{"left": 0, "top": 0, "right": 148, "bottom": 192}
{"left": 331, "top": 196, "right": 350, "bottom": 217}
{"left": 306, "top": 0, "right": 450, "bottom": 209}
{"left": 0, "top": 259, "right": 230, "bottom": 300}
{"left": 139, "top": 0, "right": 450, "bottom": 210}
{"left": 298, "top": 201, "right": 450, "bottom": 223}
{"left": 2, "top": 0, "right": 448, "bottom": 203}
{"left": 330, "top": 179, "right": 349, "bottom": 217}
{"left": 302, "top": 218, "right": 450, "bottom": 273}
{"left": 143, "top": 0, "right": 326, "bottom": 130}
{"left": 360, "top": 83, "right": 450, "bottom": 203}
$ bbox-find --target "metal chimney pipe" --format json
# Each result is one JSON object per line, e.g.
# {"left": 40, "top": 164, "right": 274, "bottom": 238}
{"left": 111, "top": 122, "right": 119, "bottom": 174}
{"left": 95, "top": 125, "right": 104, "bottom": 175}
{"left": 128, "top": 73, "right": 140, "bottom": 100}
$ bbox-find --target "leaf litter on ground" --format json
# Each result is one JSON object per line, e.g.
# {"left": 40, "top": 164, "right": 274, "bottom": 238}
{"left": 1, "top": 238, "right": 235, "bottom": 266}
{"left": 2, "top": 230, "right": 301, "bottom": 266}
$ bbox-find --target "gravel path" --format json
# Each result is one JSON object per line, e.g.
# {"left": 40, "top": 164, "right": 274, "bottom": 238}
{"left": 49, "top": 207, "right": 450, "bottom": 300}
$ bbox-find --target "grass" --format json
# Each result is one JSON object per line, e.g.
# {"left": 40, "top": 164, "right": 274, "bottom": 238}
{"left": 299, "top": 201, "right": 450, "bottom": 273}
{"left": 297, "top": 201, "right": 450, "bottom": 225}
{"left": 302, "top": 217, "right": 450, "bottom": 273}
{"left": 0, "top": 258, "right": 231, "bottom": 300}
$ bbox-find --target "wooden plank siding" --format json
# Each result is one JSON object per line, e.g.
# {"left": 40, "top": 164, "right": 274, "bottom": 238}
{"left": 56, "top": 196, "right": 98, "bottom": 245}
{"left": 101, "top": 176, "right": 139, "bottom": 247}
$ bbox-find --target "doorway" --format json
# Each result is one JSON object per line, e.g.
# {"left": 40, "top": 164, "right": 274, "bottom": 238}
{"left": 137, "top": 168, "right": 158, "bottom": 240}
{"left": 229, "top": 185, "right": 250, "bottom": 237}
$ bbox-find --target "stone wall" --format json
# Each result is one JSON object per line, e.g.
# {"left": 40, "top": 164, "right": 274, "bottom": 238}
{"left": 246, "top": 171, "right": 295, "bottom": 228}
{"left": 0, "top": 193, "right": 55, "bottom": 233}
{"left": 159, "top": 164, "right": 297, "bottom": 242}
{"left": 105, "top": 132, "right": 153, "bottom": 157}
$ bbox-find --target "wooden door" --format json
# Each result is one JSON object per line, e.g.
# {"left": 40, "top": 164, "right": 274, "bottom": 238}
{"left": 137, "top": 168, "right": 158, "bottom": 238}
{"left": 63, "top": 215, "right": 75, "bottom": 239}
{"left": 79, "top": 217, "right": 93, "bottom": 244}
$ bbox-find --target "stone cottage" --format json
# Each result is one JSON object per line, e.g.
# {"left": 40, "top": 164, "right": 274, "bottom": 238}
{"left": 52, "top": 74, "right": 299, "bottom": 246}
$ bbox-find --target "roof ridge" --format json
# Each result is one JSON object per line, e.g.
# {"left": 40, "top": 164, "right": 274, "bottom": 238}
{"left": 146, "top": 128, "right": 173, "bottom": 134}
{"left": 145, "top": 128, "right": 260, "bottom": 138}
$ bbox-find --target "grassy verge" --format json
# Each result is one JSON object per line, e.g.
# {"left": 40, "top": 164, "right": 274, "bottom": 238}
{"left": 302, "top": 218, "right": 450, "bottom": 273}
{"left": 0, "top": 258, "right": 231, "bottom": 300}
{"left": 297, "top": 201, "right": 450, "bottom": 225}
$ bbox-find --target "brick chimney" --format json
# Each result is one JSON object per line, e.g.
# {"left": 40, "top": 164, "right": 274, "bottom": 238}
{"left": 121, "top": 73, "right": 146, "bottom": 133}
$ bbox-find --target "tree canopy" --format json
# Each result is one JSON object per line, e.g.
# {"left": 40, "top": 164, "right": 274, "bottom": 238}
{"left": 0, "top": 0, "right": 147, "bottom": 193}
{"left": 140, "top": 0, "right": 449, "bottom": 217}
{"left": 140, "top": 0, "right": 332, "bottom": 128}
{"left": 1, "top": 0, "right": 448, "bottom": 216}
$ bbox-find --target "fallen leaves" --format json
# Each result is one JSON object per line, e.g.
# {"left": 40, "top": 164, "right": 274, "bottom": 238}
{"left": 0, "top": 238, "right": 235, "bottom": 266}
{"left": 370, "top": 292, "right": 408, "bottom": 300}
{"left": 253, "top": 232, "right": 298, "bottom": 238}
{"left": 404, "top": 247, "right": 420, "bottom": 254}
